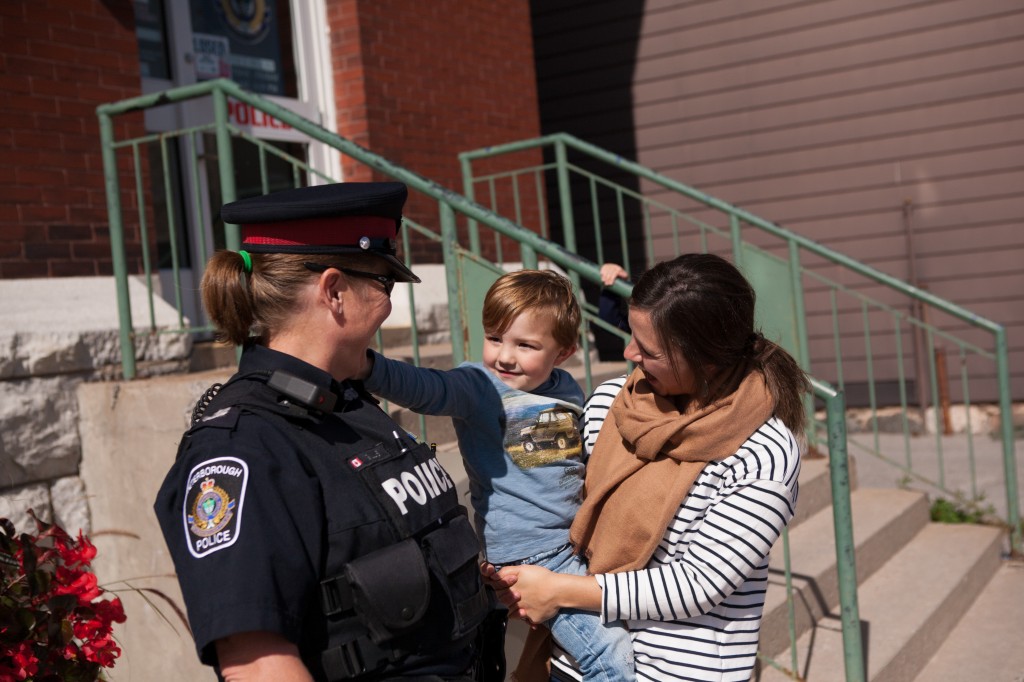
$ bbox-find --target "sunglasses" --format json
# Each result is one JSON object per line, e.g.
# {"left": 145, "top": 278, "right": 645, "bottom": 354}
{"left": 304, "top": 262, "right": 396, "bottom": 297}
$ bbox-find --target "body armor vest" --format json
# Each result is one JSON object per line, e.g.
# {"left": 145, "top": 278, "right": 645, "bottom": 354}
{"left": 187, "top": 370, "right": 490, "bottom": 681}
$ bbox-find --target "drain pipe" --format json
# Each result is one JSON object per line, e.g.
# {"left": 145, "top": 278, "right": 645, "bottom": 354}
{"left": 903, "top": 199, "right": 929, "bottom": 417}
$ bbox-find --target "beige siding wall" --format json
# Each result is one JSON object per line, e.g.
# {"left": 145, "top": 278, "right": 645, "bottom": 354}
{"left": 533, "top": 0, "right": 1024, "bottom": 402}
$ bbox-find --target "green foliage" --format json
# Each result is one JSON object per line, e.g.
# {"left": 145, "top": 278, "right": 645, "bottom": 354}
{"left": 929, "top": 492, "right": 997, "bottom": 525}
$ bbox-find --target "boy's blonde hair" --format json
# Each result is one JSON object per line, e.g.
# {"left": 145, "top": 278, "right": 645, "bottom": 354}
{"left": 482, "top": 270, "right": 581, "bottom": 350}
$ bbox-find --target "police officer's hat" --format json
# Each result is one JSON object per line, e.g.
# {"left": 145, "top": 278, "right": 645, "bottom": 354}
{"left": 222, "top": 182, "right": 420, "bottom": 283}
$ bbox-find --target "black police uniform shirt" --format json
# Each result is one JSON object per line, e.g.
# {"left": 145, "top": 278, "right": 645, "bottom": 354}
{"left": 153, "top": 344, "right": 476, "bottom": 679}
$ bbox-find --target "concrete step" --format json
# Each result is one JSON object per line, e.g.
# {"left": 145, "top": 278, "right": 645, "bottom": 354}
{"left": 759, "top": 488, "right": 931, "bottom": 661}
{"left": 912, "top": 559, "right": 1024, "bottom": 682}
{"left": 759, "top": 522, "right": 1004, "bottom": 682}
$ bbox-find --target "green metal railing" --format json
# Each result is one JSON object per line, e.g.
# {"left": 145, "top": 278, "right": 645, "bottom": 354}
{"left": 98, "top": 81, "right": 864, "bottom": 680}
{"left": 460, "top": 133, "right": 1021, "bottom": 557}
{"left": 96, "top": 79, "right": 626, "bottom": 378}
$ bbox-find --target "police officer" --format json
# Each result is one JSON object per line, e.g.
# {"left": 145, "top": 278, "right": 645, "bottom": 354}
{"left": 154, "top": 182, "right": 495, "bottom": 681}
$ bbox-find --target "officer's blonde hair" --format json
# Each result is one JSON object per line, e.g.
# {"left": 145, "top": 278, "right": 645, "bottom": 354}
{"left": 481, "top": 269, "right": 581, "bottom": 350}
{"left": 202, "top": 251, "right": 370, "bottom": 346}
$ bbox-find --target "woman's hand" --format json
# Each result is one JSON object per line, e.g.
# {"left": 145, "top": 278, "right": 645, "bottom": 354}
{"left": 481, "top": 562, "right": 604, "bottom": 624}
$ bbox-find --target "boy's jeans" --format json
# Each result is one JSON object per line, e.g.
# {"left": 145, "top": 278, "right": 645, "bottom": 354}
{"left": 503, "top": 543, "right": 635, "bottom": 682}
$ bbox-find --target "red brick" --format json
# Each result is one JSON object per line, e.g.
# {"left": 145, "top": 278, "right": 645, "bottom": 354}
{"left": 72, "top": 242, "right": 115, "bottom": 260}
{"left": 0, "top": 2, "right": 25, "bottom": 18}
{"left": 34, "top": 113, "right": 85, "bottom": 135}
{"left": 72, "top": 10, "right": 122, "bottom": 33}
{"left": 20, "top": 204, "right": 68, "bottom": 222}
{"left": 0, "top": 221, "right": 27, "bottom": 240}
{"left": 25, "top": 241, "right": 71, "bottom": 259}
{"left": 42, "top": 186, "right": 89, "bottom": 205}
{"left": 0, "top": 241, "right": 23, "bottom": 258}
{"left": 66, "top": 206, "right": 110, "bottom": 224}
{"left": 51, "top": 260, "right": 98, "bottom": 276}
{"left": 0, "top": 262, "right": 49, "bottom": 278}
{"left": 48, "top": 224, "right": 93, "bottom": 240}
{"left": 16, "top": 167, "right": 65, "bottom": 185}
{"left": 0, "top": 183, "right": 43, "bottom": 202}
{"left": 14, "top": 94, "right": 59, "bottom": 116}
{"left": 0, "top": 71, "right": 32, "bottom": 95}
{"left": 11, "top": 62, "right": 56, "bottom": 84}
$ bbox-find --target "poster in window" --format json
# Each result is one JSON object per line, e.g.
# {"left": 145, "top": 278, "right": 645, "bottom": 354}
{"left": 190, "top": 0, "right": 286, "bottom": 96}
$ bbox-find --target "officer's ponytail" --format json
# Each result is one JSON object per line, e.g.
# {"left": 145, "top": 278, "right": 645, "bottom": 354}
{"left": 201, "top": 250, "right": 258, "bottom": 346}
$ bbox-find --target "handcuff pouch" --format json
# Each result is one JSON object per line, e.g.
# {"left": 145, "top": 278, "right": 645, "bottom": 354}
{"left": 343, "top": 538, "right": 431, "bottom": 643}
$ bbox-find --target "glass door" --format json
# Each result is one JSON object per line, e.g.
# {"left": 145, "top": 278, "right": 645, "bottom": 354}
{"left": 131, "top": 0, "right": 338, "bottom": 328}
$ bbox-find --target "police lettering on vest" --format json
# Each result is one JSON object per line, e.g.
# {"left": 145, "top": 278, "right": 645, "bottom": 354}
{"left": 380, "top": 456, "right": 454, "bottom": 515}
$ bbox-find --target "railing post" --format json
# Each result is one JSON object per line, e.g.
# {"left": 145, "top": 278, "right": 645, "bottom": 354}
{"left": 554, "top": 139, "right": 579, "bottom": 286}
{"left": 213, "top": 85, "right": 239, "bottom": 250}
{"left": 825, "top": 388, "right": 866, "bottom": 682}
{"left": 995, "top": 328, "right": 1022, "bottom": 554}
{"left": 440, "top": 202, "right": 466, "bottom": 365}
{"left": 98, "top": 111, "right": 136, "bottom": 380}
{"left": 788, "top": 242, "right": 816, "bottom": 429}
{"left": 521, "top": 244, "right": 538, "bottom": 269}
{"left": 730, "top": 214, "right": 743, "bottom": 267}
{"left": 459, "top": 154, "right": 481, "bottom": 255}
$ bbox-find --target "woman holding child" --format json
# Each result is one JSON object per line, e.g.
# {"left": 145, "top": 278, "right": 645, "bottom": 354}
{"left": 487, "top": 253, "right": 809, "bottom": 681}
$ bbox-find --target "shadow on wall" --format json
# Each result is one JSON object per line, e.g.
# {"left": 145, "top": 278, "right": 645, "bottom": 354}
{"left": 530, "top": 0, "right": 645, "bottom": 360}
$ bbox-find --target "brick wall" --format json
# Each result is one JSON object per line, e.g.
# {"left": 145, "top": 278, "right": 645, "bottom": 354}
{"left": 328, "top": 0, "right": 545, "bottom": 264}
{"left": 0, "top": 0, "right": 145, "bottom": 279}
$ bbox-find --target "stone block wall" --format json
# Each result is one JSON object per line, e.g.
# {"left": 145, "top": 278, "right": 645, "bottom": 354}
{"left": 0, "top": 276, "right": 191, "bottom": 534}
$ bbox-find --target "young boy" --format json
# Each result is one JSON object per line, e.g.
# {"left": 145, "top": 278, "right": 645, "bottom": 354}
{"left": 359, "top": 269, "right": 634, "bottom": 682}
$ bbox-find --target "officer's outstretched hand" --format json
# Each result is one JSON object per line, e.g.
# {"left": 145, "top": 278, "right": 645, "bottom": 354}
{"left": 480, "top": 562, "right": 517, "bottom": 602}
{"left": 481, "top": 562, "right": 576, "bottom": 626}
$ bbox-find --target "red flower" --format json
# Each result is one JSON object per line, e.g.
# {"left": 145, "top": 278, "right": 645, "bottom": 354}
{"left": 1, "top": 511, "right": 128, "bottom": 677}
{"left": 57, "top": 532, "right": 97, "bottom": 568}
{"left": 93, "top": 596, "right": 127, "bottom": 625}
{"left": 4, "top": 641, "right": 39, "bottom": 679}
{"left": 53, "top": 567, "right": 103, "bottom": 605}
{"left": 80, "top": 633, "right": 122, "bottom": 667}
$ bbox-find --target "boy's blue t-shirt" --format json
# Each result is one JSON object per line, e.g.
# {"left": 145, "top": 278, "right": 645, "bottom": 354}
{"left": 364, "top": 352, "right": 585, "bottom": 564}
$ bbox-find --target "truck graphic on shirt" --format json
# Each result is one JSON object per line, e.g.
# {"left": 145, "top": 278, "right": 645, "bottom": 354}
{"left": 519, "top": 407, "right": 581, "bottom": 453}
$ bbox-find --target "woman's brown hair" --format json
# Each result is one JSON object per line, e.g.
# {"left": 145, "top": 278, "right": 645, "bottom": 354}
{"left": 629, "top": 253, "right": 810, "bottom": 433}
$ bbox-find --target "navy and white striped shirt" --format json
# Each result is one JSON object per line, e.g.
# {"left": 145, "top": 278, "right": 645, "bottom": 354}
{"left": 559, "top": 375, "right": 801, "bottom": 682}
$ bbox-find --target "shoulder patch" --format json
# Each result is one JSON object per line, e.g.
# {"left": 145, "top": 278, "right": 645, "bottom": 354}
{"left": 195, "top": 405, "right": 241, "bottom": 430}
{"left": 182, "top": 456, "right": 248, "bottom": 558}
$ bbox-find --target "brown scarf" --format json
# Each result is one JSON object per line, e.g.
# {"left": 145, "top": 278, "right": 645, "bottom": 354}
{"left": 569, "top": 366, "right": 774, "bottom": 573}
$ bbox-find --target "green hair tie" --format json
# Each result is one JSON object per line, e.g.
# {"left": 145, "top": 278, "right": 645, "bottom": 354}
{"left": 238, "top": 250, "right": 252, "bottom": 274}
